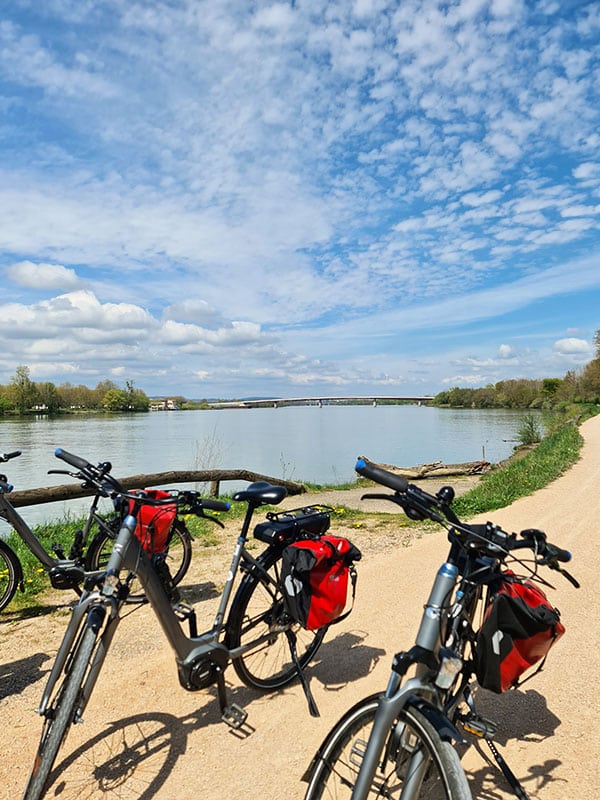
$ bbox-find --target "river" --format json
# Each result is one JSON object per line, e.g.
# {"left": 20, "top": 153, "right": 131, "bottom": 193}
{"left": 1, "top": 405, "right": 531, "bottom": 525}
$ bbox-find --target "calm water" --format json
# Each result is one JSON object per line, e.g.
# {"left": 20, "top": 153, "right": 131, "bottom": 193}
{"left": 1, "top": 405, "right": 529, "bottom": 525}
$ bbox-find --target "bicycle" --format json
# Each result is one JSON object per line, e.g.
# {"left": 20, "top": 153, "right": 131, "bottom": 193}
{"left": 21, "top": 448, "right": 336, "bottom": 800}
{"left": 0, "top": 450, "right": 194, "bottom": 611}
{"left": 302, "top": 456, "right": 579, "bottom": 800}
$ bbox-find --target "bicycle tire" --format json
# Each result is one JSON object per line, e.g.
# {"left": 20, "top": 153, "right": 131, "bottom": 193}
{"left": 85, "top": 517, "right": 192, "bottom": 602}
{"left": 22, "top": 620, "right": 100, "bottom": 800}
{"left": 303, "top": 695, "right": 472, "bottom": 800}
{"left": 0, "top": 539, "right": 20, "bottom": 612}
{"left": 227, "top": 547, "right": 327, "bottom": 690}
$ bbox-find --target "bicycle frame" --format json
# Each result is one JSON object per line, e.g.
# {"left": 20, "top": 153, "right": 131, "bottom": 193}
{"left": 0, "top": 495, "right": 59, "bottom": 571}
{"left": 349, "top": 557, "right": 463, "bottom": 800}
{"left": 38, "top": 497, "right": 285, "bottom": 728}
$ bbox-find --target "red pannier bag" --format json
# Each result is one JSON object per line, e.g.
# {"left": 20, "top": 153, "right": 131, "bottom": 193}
{"left": 475, "top": 571, "right": 565, "bottom": 693}
{"left": 128, "top": 489, "right": 177, "bottom": 555}
{"left": 281, "top": 535, "right": 361, "bottom": 631}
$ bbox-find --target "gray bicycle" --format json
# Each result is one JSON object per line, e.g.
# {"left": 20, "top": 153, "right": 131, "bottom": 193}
{"left": 22, "top": 448, "right": 333, "bottom": 800}
{"left": 303, "top": 457, "right": 578, "bottom": 800}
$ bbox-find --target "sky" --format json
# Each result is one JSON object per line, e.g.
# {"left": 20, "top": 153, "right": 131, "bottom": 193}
{"left": 1, "top": 0, "right": 599, "bottom": 400}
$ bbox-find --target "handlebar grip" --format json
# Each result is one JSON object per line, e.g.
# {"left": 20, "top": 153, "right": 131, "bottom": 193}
{"left": 54, "top": 447, "right": 93, "bottom": 472}
{"left": 1, "top": 450, "right": 22, "bottom": 462}
{"left": 201, "top": 498, "right": 231, "bottom": 512}
{"left": 545, "top": 543, "right": 572, "bottom": 563}
{"left": 355, "top": 457, "right": 409, "bottom": 493}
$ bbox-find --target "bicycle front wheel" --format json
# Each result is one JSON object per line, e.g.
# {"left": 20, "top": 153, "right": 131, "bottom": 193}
{"left": 0, "top": 539, "right": 21, "bottom": 612}
{"left": 304, "top": 695, "right": 472, "bottom": 800}
{"left": 22, "top": 620, "right": 101, "bottom": 800}
{"left": 85, "top": 518, "right": 192, "bottom": 602}
{"left": 227, "top": 548, "right": 326, "bottom": 690}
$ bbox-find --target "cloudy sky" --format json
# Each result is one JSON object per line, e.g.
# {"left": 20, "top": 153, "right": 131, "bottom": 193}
{"left": 1, "top": 0, "right": 599, "bottom": 399}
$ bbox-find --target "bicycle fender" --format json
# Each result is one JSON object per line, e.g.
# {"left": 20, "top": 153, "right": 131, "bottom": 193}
{"left": 407, "top": 695, "right": 465, "bottom": 744}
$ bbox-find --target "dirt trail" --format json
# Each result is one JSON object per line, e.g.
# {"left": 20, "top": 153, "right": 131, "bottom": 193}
{"left": 1, "top": 420, "right": 599, "bottom": 800}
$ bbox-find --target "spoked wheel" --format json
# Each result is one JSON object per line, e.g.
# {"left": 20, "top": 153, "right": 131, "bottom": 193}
{"left": 22, "top": 617, "right": 103, "bottom": 800}
{"left": 303, "top": 695, "right": 472, "bottom": 799}
{"left": 0, "top": 539, "right": 21, "bottom": 612}
{"left": 85, "top": 518, "right": 192, "bottom": 602}
{"left": 227, "top": 548, "right": 327, "bottom": 689}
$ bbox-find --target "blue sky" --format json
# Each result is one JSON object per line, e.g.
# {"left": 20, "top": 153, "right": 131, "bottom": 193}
{"left": 1, "top": 0, "right": 599, "bottom": 399}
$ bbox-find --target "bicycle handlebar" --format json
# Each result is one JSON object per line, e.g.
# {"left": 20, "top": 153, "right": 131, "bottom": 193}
{"left": 357, "top": 454, "right": 575, "bottom": 580}
{"left": 54, "top": 448, "right": 231, "bottom": 515}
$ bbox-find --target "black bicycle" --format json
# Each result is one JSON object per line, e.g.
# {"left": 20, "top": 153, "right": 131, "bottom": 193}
{"left": 0, "top": 450, "right": 194, "bottom": 611}
{"left": 303, "top": 456, "right": 578, "bottom": 800}
{"left": 21, "top": 448, "right": 336, "bottom": 800}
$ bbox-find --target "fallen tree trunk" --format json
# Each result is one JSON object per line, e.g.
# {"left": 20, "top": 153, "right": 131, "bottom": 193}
{"left": 375, "top": 459, "right": 491, "bottom": 479}
{"left": 8, "top": 469, "right": 307, "bottom": 508}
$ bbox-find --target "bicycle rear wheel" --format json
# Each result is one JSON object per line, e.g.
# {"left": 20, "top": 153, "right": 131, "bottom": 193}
{"left": 0, "top": 539, "right": 21, "bottom": 612}
{"left": 22, "top": 617, "right": 101, "bottom": 800}
{"left": 227, "top": 548, "right": 326, "bottom": 689}
{"left": 85, "top": 518, "right": 192, "bottom": 602}
{"left": 304, "top": 695, "right": 472, "bottom": 800}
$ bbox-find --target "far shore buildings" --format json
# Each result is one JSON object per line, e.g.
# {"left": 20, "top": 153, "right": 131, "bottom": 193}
{"left": 149, "top": 398, "right": 179, "bottom": 411}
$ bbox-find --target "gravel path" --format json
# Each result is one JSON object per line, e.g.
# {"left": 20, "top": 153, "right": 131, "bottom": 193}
{"left": 1, "top": 419, "right": 598, "bottom": 799}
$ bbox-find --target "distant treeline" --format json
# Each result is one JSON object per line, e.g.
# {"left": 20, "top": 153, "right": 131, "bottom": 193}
{"left": 434, "top": 330, "right": 600, "bottom": 410}
{"left": 2, "top": 330, "right": 600, "bottom": 416}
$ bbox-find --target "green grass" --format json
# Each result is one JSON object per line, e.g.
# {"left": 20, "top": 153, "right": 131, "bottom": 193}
{"left": 452, "top": 421, "right": 583, "bottom": 517}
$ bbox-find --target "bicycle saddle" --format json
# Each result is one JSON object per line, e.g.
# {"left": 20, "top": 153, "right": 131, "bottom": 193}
{"left": 233, "top": 481, "right": 288, "bottom": 506}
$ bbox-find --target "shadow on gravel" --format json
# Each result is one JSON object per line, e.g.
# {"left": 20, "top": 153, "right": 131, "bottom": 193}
{"left": 44, "top": 686, "right": 265, "bottom": 800}
{"left": 0, "top": 650, "right": 51, "bottom": 699}
{"left": 309, "top": 629, "right": 386, "bottom": 688}
{"left": 465, "top": 687, "right": 564, "bottom": 799}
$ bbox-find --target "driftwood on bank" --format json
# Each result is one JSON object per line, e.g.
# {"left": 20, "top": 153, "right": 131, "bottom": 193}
{"left": 375, "top": 459, "right": 491, "bottom": 479}
{"left": 8, "top": 469, "right": 307, "bottom": 508}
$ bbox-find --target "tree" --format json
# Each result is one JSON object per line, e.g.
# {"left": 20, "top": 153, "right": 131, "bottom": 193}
{"left": 102, "top": 389, "right": 128, "bottom": 411}
{"left": 36, "top": 382, "right": 61, "bottom": 413}
{"left": 8, "top": 366, "right": 38, "bottom": 414}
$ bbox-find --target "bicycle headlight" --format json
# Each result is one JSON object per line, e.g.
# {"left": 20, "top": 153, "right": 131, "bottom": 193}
{"left": 435, "top": 647, "right": 462, "bottom": 689}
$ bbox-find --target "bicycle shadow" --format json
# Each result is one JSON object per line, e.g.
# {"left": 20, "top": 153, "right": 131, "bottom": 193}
{"left": 0, "top": 651, "right": 51, "bottom": 700}
{"left": 309, "top": 629, "right": 386, "bottom": 689}
{"left": 177, "top": 578, "right": 221, "bottom": 603}
{"left": 46, "top": 685, "right": 263, "bottom": 800}
{"left": 464, "top": 687, "right": 565, "bottom": 799}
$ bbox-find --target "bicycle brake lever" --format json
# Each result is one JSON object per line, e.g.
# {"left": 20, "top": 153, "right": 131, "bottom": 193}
{"left": 201, "top": 511, "right": 225, "bottom": 529}
{"left": 555, "top": 565, "right": 580, "bottom": 588}
{"left": 360, "top": 492, "right": 398, "bottom": 502}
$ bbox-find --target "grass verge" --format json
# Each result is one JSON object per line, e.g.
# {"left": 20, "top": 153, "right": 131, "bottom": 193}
{"left": 452, "top": 421, "right": 583, "bottom": 517}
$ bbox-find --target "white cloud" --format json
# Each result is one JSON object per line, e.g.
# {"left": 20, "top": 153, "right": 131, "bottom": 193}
{"left": 5, "top": 261, "right": 82, "bottom": 290}
{"left": 498, "top": 344, "right": 516, "bottom": 359}
{"left": 553, "top": 337, "right": 592, "bottom": 355}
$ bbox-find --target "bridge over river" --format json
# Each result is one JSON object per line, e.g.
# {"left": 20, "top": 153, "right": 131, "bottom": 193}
{"left": 208, "top": 395, "right": 434, "bottom": 409}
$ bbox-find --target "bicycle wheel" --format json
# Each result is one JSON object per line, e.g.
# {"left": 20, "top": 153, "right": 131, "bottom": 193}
{"left": 85, "top": 518, "right": 192, "bottom": 602}
{"left": 0, "top": 539, "right": 21, "bottom": 612}
{"left": 22, "top": 619, "right": 101, "bottom": 800}
{"left": 227, "top": 547, "right": 327, "bottom": 689}
{"left": 304, "top": 695, "right": 472, "bottom": 800}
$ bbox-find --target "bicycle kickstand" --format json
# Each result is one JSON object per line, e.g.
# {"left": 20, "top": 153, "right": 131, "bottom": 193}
{"left": 286, "top": 629, "right": 320, "bottom": 718}
{"left": 215, "top": 666, "right": 248, "bottom": 731}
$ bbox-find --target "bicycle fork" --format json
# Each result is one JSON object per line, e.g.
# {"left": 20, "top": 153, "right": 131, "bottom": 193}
{"left": 37, "top": 593, "right": 120, "bottom": 724}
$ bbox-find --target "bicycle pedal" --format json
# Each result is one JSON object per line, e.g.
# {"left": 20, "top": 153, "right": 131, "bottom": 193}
{"left": 222, "top": 703, "right": 248, "bottom": 730}
{"left": 460, "top": 713, "right": 497, "bottom": 740}
{"left": 52, "top": 542, "right": 66, "bottom": 559}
